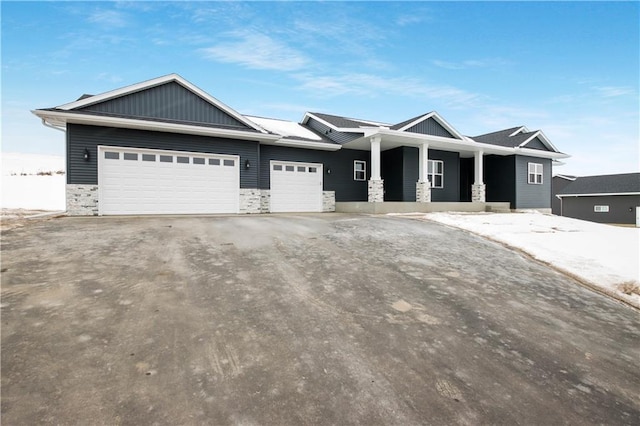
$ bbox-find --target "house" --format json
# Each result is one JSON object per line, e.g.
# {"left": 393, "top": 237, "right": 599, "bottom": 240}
{"left": 553, "top": 173, "right": 640, "bottom": 225}
{"left": 32, "top": 74, "right": 569, "bottom": 216}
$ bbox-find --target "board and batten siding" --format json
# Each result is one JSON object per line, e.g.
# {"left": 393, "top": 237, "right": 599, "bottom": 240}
{"left": 405, "top": 117, "right": 455, "bottom": 138}
{"left": 79, "top": 82, "right": 250, "bottom": 130}
{"left": 561, "top": 194, "right": 640, "bottom": 225}
{"left": 515, "top": 155, "right": 552, "bottom": 209}
{"left": 67, "top": 124, "right": 259, "bottom": 188}
{"left": 259, "top": 145, "right": 370, "bottom": 202}
{"left": 305, "top": 117, "right": 362, "bottom": 144}
{"left": 524, "top": 137, "right": 550, "bottom": 151}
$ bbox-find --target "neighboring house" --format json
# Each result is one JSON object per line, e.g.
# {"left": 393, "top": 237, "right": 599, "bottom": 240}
{"left": 32, "top": 74, "right": 568, "bottom": 216}
{"left": 553, "top": 173, "right": 640, "bottom": 225}
{"left": 551, "top": 174, "right": 577, "bottom": 214}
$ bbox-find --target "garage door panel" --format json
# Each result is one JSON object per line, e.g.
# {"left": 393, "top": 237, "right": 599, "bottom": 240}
{"left": 270, "top": 161, "right": 322, "bottom": 213}
{"left": 99, "top": 147, "right": 239, "bottom": 215}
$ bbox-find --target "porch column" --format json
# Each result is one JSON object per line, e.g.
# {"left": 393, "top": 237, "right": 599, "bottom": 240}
{"left": 368, "top": 136, "right": 384, "bottom": 202}
{"left": 472, "top": 150, "right": 486, "bottom": 202}
{"left": 416, "top": 142, "right": 431, "bottom": 203}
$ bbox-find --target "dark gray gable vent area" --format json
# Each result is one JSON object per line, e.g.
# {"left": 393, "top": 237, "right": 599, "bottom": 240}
{"left": 523, "top": 136, "right": 550, "bottom": 151}
{"left": 77, "top": 81, "right": 250, "bottom": 129}
{"left": 405, "top": 117, "right": 455, "bottom": 138}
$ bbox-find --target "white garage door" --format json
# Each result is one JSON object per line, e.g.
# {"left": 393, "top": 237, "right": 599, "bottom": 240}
{"left": 270, "top": 161, "right": 323, "bottom": 213}
{"left": 98, "top": 146, "right": 239, "bottom": 215}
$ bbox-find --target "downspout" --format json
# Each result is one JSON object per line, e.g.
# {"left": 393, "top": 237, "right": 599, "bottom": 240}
{"left": 41, "top": 118, "right": 66, "bottom": 133}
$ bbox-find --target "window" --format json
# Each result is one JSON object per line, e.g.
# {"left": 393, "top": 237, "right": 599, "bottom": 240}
{"left": 354, "top": 160, "right": 366, "bottom": 181}
{"left": 308, "top": 167, "right": 317, "bottom": 173}
{"left": 104, "top": 152, "right": 119, "bottom": 160}
{"left": 594, "top": 205, "right": 609, "bottom": 213}
{"left": 159, "top": 155, "right": 173, "bottom": 163}
{"left": 427, "top": 160, "right": 444, "bottom": 188}
{"left": 123, "top": 153, "right": 138, "bottom": 161}
{"left": 285, "top": 165, "right": 294, "bottom": 172}
{"left": 297, "top": 166, "right": 306, "bottom": 172}
{"left": 176, "top": 156, "right": 189, "bottom": 164}
{"left": 193, "top": 157, "right": 205, "bottom": 165}
{"left": 142, "top": 154, "right": 155, "bottom": 162}
{"left": 528, "top": 162, "right": 543, "bottom": 184}
{"left": 273, "top": 164, "right": 283, "bottom": 171}
{"left": 223, "top": 159, "right": 235, "bottom": 167}
{"left": 209, "top": 158, "right": 220, "bottom": 166}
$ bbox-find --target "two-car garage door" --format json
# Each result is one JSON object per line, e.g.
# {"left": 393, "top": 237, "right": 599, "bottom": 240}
{"left": 98, "top": 146, "right": 239, "bottom": 215}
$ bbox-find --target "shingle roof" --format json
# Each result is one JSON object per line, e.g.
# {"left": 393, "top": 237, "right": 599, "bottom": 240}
{"left": 309, "top": 112, "right": 389, "bottom": 128}
{"left": 557, "top": 173, "right": 640, "bottom": 195}
{"left": 471, "top": 127, "right": 525, "bottom": 147}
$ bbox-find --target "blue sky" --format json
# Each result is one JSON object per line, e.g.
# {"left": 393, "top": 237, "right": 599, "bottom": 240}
{"left": 2, "top": 1, "right": 638, "bottom": 176}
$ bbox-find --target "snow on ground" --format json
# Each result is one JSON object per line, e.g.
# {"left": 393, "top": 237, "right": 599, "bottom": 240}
{"left": 423, "top": 212, "right": 640, "bottom": 307}
{"left": 1, "top": 153, "right": 65, "bottom": 211}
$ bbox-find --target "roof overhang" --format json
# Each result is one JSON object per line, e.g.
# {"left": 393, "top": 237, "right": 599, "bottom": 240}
{"left": 341, "top": 128, "right": 570, "bottom": 159}
{"left": 32, "top": 109, "right": 281, "bottom": 143}
{"left": 260, "top": 139, "right": 341, "bottom": 151}
{"left": 557, "top": 192, "right": 640, "bottom": 198}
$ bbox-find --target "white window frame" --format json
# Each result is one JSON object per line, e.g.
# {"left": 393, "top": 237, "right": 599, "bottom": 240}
{"left": 427, "top": 159, "right": 444, "bottom": 189}
{"left": 354, "top": 160, "right": 366, "bottom": 181}
{"left": 528, "top": 162, "right": 543, "bottom": 185}
{"left": 594, "top": 205, "right": 609, "bottom": 213}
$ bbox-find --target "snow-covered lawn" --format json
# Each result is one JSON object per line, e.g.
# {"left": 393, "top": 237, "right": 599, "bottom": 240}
{"left": 422, "top": 212, "right": 640, "bottom": 308}
{"left": 1, "top": 153, "right": 66, "bottom": 211}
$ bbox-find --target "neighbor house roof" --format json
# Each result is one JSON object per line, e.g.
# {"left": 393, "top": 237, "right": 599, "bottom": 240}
{"left": 557, "top": 173, "right": 640, "bottom": 196}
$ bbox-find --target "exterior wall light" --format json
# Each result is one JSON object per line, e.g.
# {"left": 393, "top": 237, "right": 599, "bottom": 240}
{"left": 83, "top": 148, "right": 90, "bottom": 162}
{"left": 245, "top": 159, "right": 250, "bottom": 169}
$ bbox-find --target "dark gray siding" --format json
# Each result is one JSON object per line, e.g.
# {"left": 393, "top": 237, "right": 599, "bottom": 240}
{"left": 306, "top": 117, "right": 362, "bottom": 144}
{"left": 484, "top": 155, "right": 516, "bottom": 207}
{"left": 67, "top": 124, "right": 259, "bottom": 188}
{"left": 551, "top": 177, "right": 574, "bottom": 215}
{"left": 259, "top": 145, "right": 370, "bottom": 201}
{"left": 381, "top": 147, "right": 458, "bottom": 202}
{"left": 79, "top": 82, "right": 250, "bottom": 129}
{"left": 524, "top": 136, "right": 550, "bottom": 151}
{"left": 406, "top": 117, "right": 455, "bottom": 138}
{"left": 515, "top": 155, "right": 552, "bottom": 209}
{"left": 560, "top": 195, "right": 640, "bottom": 224}
{"left": 459, "top": 157, "right": 473, "bottom": 202}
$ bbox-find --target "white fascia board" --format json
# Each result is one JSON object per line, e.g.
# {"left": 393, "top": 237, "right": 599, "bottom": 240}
{"left": 509, "top": 126, "right": 528, "bottom": 137}
{"left": 263, "top": 139, "right": 342, "bottom": 151}
{"left": 395, "top": 112, "right": 432, "bottom": 131}
{"left": 515, "top": 146, "right": 570, "bottom": 159}
{"left": 56, "top": 74, "right": 267, "bottom": 133}
{"left": 395, "top": 111, "right": 465, "bottom": 141}
{"left": 557, "top": 192, "right": 640, "bottom": 197}
{"left": 517, "top": 130, "right": 559, "bottom": 152}
{"left": 302, "top": 112, "right": 369, "bottom": 133}
{"left": 554, "top": 174, "right": 576, "bottom": 181}
{"left": 33, "top": 110, "right": 280, "bottom": 142}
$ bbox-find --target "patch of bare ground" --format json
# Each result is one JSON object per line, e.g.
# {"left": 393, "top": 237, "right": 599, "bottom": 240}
{"left": 617, "top": 281, "right": 640, "bottom": 296}
{"left": 0, "top": 209, "right": 65, "bottom": 232}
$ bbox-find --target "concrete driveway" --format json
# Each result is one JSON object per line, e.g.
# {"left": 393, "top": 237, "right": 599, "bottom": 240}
{"left": 1, "top": 214, "right": 638, "bottom": 425}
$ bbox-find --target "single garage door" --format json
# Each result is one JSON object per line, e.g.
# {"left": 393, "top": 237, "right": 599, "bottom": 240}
{"left": 270, "top": 160, "right": 323, "bottom": 212}
{"left": 98, "top": 146, "right": 239, "bottom": 215}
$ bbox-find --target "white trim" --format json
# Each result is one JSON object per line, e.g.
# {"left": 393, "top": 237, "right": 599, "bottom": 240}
{"left": 395, "top": 111, "right": 465, "bottom": 140}
{"left": 427, "top": 159, "right": 444, "bottom": 189}
{"left": 32, "top": 110, "right": 280, "bottom": 142}
{"left": 557, "top": 192, "right": 640, "bottom": 198}
{"left": 354, "top": 160, "right": 366, "bottom": 181}
{"left": 509, "top": 126, "right": 529, "bottom": 137}
{"left": 554, "top": 174, "right": 576, "bottom": 181}
{"left": 517, "top": 130, "right": 559, "bottom": 152}
{"left": 57, "top": 74, "right": 266, "bottom": 133}
{"left": 594, "top": 205, "right": 610, "bottom": 213}
{"left": 262, "top": 138, "right": 341, "bottom": 151}
{"left": 528, "top": 162, "right": 544, "bottom": 185}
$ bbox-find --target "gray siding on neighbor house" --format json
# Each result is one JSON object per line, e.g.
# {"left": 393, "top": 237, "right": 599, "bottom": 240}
{"left": 484, "top": 155, "right": 516, "bottom": 206}
{"left": 381, "top": 147, "right": 459, "bottom": 202}
{"left": 306, "top": 117, "right": 363, "bottom": 144}
{"left": 551, "top": 177, "right": 574, "bottom": 215}
{"left": 560, "top": 194, "right": 640, "bottom": 224}
{"left": 515, "top": 155, "right": 552, "bottom": 209}
{"left": 524, "top": 136, "right": 549, "bottom": 151}
{"left": 79, "top": 82, "right": 250, "bottom": 129}
{"left": 259, "top": 145, "right": 370, "bottom": 201}
{"left": 405, "top": 117, "right": 455, "bottom": 138}
{"left": 67, "top": 124, "right": 259, "bottom": 188}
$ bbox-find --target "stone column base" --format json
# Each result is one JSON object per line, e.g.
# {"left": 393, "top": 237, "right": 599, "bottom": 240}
{"left": 260, "top": 190, "right": 271, "bottom": 213}
{"left": 239, "top": 188, "right": 261, "bottom": 214}
{"left": 416, "top": 181, "right": 431, "bottom": 203}
{"left": 472, "top": 184, "right": 486, "bottom": 202}
{"left": 66, "top": 184, "right": 99, "bottom": 216}
{"left": 368, "top": 179, "right": 384, "bottom": 202}
{"left": 322, "top": 191, "right": 336, "bottom": 212}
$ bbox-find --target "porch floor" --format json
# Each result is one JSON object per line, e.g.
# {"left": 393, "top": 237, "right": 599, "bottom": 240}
{"left": 335, "top": 201, "right": 511, "bottom": 214}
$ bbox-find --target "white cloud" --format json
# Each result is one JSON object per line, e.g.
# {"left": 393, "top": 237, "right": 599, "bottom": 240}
{"left": 432, "top": 58, "right": 509, "bottom": 70}
{"left": 87, "top": 10, "right": 128, "bottom": 27}
{"left": 200, "top": 31, "right": 309, "bottom": 71}
{"left": 593, "top": 86, "right": 636, "bottom": 98}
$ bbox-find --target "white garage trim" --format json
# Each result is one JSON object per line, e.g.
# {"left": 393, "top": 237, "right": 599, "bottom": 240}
{"left": 270, "top": 160, "right": 323, "bottom": 213}
{"left": 98, "top": 146, "right": 239, "bottom": 215}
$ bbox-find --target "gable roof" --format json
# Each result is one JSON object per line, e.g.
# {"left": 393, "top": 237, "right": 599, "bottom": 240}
{"left": 557, "top": 173, "right": 640, "bottom": 196}
{"left": 304, "top": 112, "right": 390, "bottom": 129}
{"left": 390, "top": 111, "right": 463, "bottom": 140}
{"left": 57, "top": 74, "right": 266, "bottom": 133}
{"left": 472, "top": 126, "right": 558, "bottom": 152}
